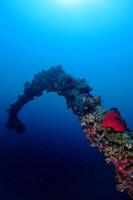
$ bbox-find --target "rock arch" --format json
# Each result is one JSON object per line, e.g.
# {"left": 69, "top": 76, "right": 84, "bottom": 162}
{"left": 6, "top": 66, "right": 133, "bottom": 198}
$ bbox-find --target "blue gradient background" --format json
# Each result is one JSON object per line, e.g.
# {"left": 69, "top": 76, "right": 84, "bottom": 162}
{"left": 0, "top": 0, "right": 133, "bottom": 199}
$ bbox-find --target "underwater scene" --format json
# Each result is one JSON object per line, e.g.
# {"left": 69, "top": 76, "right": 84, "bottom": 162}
{"left": 0, "top": 0, "right": 133, "bottom": 200}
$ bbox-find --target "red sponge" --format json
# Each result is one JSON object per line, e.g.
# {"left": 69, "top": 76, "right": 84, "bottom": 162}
{"left": 102, "top": 111, "right": 126, "bottom": 132}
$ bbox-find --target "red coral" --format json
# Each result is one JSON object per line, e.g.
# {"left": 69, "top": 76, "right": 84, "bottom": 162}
{"left": 102, "top": 111, "right": 126, "bottom": 132}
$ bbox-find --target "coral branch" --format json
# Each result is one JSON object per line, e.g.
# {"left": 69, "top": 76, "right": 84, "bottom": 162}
{"left": 6, "top": 66, "right": 133, "bottom": 198}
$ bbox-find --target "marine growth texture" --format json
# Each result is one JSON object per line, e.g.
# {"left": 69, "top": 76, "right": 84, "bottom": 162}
{"left": 6, "top": 66, "right": 133, "bottom": 199}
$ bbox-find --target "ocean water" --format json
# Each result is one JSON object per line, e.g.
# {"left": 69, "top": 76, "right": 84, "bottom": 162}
{"left": 0, "top": 0, "right": 133, "bottom": 199}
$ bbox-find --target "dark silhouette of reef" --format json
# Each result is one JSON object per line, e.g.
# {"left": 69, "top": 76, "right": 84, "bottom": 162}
{"left": 7, "top": 66, "right": 98, "bottom": 133}
{"left": 6, "top": 66, "right": 133, "bottom": 199}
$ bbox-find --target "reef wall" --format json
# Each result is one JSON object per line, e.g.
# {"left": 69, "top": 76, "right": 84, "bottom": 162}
{"left": 6, "top": 66, "right": 133, "bottom": 199}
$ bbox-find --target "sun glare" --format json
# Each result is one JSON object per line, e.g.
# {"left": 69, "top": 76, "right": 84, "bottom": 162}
{"left": 55, "top": 0, "right": 85, "bottom": 8}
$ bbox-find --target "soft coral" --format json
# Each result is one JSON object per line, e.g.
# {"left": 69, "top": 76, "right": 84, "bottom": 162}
{"left": 102, "top": 110, "right": 126, "bottom": 132}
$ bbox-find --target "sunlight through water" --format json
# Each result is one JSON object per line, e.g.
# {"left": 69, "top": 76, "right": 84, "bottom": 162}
{"left": 55, "top": 0, "right": 85, "bottom": 8}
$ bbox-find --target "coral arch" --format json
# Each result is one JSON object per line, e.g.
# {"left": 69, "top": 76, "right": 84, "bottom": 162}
{"left": 6, "top": 66, "right": 133, "bottom": 199}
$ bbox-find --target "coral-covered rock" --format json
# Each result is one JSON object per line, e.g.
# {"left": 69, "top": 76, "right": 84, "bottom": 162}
{"left": 6, "top": 66, "right": 133, "bottom": 199}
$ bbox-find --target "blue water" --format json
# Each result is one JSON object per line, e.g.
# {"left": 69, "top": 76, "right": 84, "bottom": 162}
{"left": 0, "top": 0, "right": 133, "bottom": 199}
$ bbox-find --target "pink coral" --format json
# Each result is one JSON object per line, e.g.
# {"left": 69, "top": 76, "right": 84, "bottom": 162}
{"left": 102, "top": 111, "right": 126, "bottom": 132}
